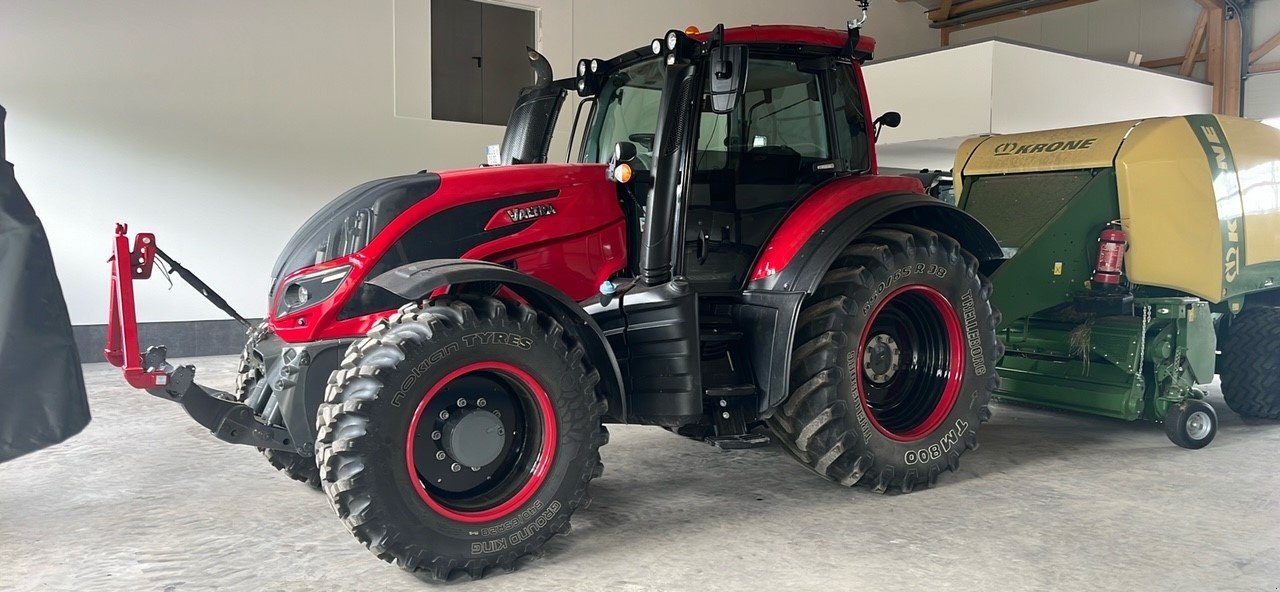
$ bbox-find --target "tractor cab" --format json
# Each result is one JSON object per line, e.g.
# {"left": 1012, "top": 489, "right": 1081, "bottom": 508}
{"left": 489, "top": 25, "right": 912, "bottom": 440}
{"left": 508, "top": 26, "right": 879, "bottom": 292}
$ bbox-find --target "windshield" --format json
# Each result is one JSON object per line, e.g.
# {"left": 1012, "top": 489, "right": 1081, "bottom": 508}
{"left": 583, "top": 58, "right": 667, "bottom": 165}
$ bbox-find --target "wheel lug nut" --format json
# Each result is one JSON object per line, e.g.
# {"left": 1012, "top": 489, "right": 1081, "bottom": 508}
{"left": 451, "top": 463, "right": 462, "bottom": 472}
{"left": 439, "top": 410, "right": 450, "bottom": 420}
{"left": 435, "top": 451, "right": 446, "bottom": 461}
{"left": 477, "top": 398, "right": 487, "bottom": 407}
{"left": 431, "top": 430, "right": 441, "bottom": 440}
{"left": 492, "top": 410, "right": 501, "bottom": 418}
{"left": 457, "top": 398, "right": 467, "bottom": 407}
{"left": 470, "top": 466, "right": 481, "bottom": 472}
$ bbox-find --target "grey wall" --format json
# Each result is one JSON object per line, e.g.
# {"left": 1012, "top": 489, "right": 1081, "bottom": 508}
{"left": 0, "top": 0, "right": 933, "bottom": 344}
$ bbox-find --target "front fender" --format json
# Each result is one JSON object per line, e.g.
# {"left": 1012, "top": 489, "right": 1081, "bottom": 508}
{"left": 369, "top": 259, "right": 627, "bottom": 422}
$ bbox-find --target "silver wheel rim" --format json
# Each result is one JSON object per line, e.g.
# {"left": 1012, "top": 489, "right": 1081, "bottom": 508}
{"left": 1185, "top": 410, "right": 1212, "bottom": 441}
{"left": 862, "top": 333, "right": 902, "bottom": 384}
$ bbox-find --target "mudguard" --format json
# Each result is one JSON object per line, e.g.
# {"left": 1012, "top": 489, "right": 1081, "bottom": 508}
{"left": 751, "top": 192, "right": 1003, "bottom": 295}
{"left": 369, "top": 259, "right": 627, "bottom": 422}
{"left": 746, "top": 191, "right": 1002, "bottom": 410}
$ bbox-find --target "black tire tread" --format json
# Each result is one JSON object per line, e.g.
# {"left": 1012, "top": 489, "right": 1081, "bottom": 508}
{"left": 315, "top": 297, "right": 607, "bottom": 582}
{"left": 1220, "top": 306, "right": 1280, "bottom": 420}
{"left": 767, "top": 224, "right": 1000, "bottom": 493}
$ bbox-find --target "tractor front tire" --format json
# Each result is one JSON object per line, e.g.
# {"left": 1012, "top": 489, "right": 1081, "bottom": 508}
{"left": 235, "top": 325, "right": 321, "bottom": 489}
{"left": 1220, "top": 307, "right": 1280, "bottom": 420}
{"left": 768, "top": 225, "right": 1001, "bottom": 493}
{"left": 316, "top": 297, "right": 607, "bottom": 581}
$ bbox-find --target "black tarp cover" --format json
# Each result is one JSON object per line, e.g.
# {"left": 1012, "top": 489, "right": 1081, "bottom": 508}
{"left": 0, "top": 104, "right": 90, "bottom": 463}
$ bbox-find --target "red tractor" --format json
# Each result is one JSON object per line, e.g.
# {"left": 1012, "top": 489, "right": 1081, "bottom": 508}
{"left": 108, "top": 18, "right": 1003, "bottom": 581}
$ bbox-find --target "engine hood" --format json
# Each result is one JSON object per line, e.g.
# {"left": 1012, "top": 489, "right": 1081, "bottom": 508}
{"left": 271, "top": 164, "right": 609, "bottom": 296}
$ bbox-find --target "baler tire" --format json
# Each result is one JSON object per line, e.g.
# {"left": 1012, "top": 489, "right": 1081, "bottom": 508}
{"left": 1220, "top": 307, "right": 1280, "bottom": 420}
{"left": 767, "top": 224, "right": 1001, "bottom": 493}
{"left": 315, "top": 297, "right": 607, "bottom": 582}
{"left": 234, "top": 327, "right": 321, "bottom": 490}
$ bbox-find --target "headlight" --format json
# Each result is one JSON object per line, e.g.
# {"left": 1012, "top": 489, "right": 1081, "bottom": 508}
{"left": 275, "top": 265, "right": 351, "bottom": 318}
{"left": 666, "top": 31, "right": 679, "bottom": 51}
{"left": 651, "top": 39, "right": 663, "bottom": 55}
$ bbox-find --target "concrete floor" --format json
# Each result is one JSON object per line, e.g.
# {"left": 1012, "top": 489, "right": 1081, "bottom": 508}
{"left": 2, "top": 356, "right": 1279, "bottom": 592}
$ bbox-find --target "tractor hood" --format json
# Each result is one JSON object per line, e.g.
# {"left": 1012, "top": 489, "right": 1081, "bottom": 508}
{"left": 270, "top": 164, "right": 613, "bottom": 299}
{"left": 270, "top": 173, "right": 443, "bottom": 297}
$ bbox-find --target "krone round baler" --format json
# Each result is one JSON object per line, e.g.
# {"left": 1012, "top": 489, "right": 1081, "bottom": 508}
{"left": 954, "top": 114, "right": 1280, "bottom": 448}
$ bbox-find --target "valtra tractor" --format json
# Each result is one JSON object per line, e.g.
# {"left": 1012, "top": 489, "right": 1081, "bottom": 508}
{"left": 953, "top": 115, "right": 1280, "bottom": 449}
{"left": 107, "top": 10, "right": 1005, "bottom": 582}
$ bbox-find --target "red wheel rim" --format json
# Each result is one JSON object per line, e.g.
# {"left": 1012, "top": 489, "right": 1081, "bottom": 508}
{"left": 855, "top": 284, "right": 965, "bottom": 442}
{"left": 405, "top": 361, "right": 558, "bottom": 523}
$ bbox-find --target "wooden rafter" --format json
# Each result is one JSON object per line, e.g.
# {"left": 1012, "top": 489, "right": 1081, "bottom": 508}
{"left": 938, "top": 0, "right": 1097, "bottom": 39}
{"left": 926, "top": 0, "right": 1018, "bottom": 22}
{"left": 1141, "top": 53, "right": 1206, "bottom": 69}
{"left": 1251, "top": 30, "right": 1280, "bottom": 64}
{"left": 1181, "top": 9, "right": 1210, "bottom": 77}
{"left": 1251, "top": 61, "right": 1280, "bottom": 75}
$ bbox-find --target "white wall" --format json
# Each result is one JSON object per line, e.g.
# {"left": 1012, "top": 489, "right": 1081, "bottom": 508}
{"left": 0, "top": 0, "right": 932, "bottom": 326}
{"left": 865, "top": 40, "right": 1213, "bottom": 170}
{"left": 943, "top": 0, "right": 1280, "bottom": 119}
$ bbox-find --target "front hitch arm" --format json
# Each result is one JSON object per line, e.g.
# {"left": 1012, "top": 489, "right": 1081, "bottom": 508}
{"left": 105, "top": 225, "right": 303, "bottom": 453}
{"left": 143, "top": 349, "right": 300, "bottom": 452}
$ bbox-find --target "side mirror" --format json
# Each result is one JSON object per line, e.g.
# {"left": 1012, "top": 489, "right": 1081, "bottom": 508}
{"left": 607, "top": 141, "right": 638, "bottom": 183}
{"left": 709, "top": 44, "right": 749, "bottom": 114}
{"left": 874, "top": 111, "right": 902, "bottom": 141}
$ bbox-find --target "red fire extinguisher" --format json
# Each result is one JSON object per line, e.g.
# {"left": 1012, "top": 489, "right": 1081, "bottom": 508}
{"left": 1093, "top": 222, "right": 1128, "bottom": 288}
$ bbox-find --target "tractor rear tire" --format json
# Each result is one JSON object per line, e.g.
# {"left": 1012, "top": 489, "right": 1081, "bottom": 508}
{"left": 316, "top": 297, "right": 607, "bottom": 581}
{"left": 234, "top": 325, "right": 321, "bottom": 490}
{"left": 1220, "top": 307, "right": 1280, "bottom": 420}
{"left": 768, "top": 225, "right": 1001, "bottom": 493}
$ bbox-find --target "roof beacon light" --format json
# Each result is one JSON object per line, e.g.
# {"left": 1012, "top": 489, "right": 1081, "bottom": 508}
{"left": 685, "top": 26, "right": 700, "bottom": 35}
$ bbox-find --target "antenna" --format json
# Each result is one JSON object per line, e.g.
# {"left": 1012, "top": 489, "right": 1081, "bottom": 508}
{"left": 850, "top": 0, "right": 871, "bottom": 29}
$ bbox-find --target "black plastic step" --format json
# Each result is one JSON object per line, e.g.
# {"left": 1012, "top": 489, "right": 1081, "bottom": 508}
{"left": 705, "top": 433, "right": 771, "bottom": 449}
{"left": 705, "top": 384, "right": 757, "bottom": 399}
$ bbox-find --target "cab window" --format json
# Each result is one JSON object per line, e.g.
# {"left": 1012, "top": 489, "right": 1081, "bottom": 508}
{"left": 584, "top": 59, "right": 666, "bottom": 165}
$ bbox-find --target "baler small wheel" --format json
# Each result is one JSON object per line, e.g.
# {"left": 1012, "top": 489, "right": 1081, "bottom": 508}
{"left": 1164, "top": 399, "right": 1217, "bottom": 449}
{"left": 1220, "top": 307, "right": 1280, "bottom": 420}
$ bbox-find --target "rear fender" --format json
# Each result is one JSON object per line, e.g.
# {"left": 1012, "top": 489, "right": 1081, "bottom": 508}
{"left": 751, "top": 192, "right": 1003, "bottom": 294}
{"left": 747, "top": 192, "right": 1002, "bottom": 411}
{"left": 369, "top": 259, "right": 626, "bottom": 422}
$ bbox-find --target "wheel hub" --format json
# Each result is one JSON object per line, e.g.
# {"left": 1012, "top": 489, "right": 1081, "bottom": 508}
{"left": 1185, "top": 410, "right": 1212, "bottom": 440}
{"left": 441, "top": 409, "right": 507, "bottom": 468}
{"left": 862, "top": 333, "right": 902, "bottom": 384}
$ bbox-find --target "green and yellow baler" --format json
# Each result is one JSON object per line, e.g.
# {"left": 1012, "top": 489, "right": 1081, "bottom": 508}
{"left": 954, "top": 115, "right": 1280, "bottom": 448}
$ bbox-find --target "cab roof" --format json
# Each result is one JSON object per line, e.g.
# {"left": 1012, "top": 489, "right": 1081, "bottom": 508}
{"left": 694, "top": 24, "right": 876, "bottom": 56}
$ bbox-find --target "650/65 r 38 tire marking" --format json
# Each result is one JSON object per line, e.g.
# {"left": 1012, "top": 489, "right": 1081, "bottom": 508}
{"left": 405, "top": 362, "right": 558, "bottom": 523}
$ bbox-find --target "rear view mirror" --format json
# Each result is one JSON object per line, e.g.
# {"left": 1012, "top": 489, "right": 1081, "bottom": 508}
{"left": 709, "top": 44, "right": 749, "bottom": 114}
{"left": 874, "top": 111, "right": 902, "bottom": 140}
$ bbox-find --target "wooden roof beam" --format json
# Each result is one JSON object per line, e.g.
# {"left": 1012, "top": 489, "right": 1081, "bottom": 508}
{"left": 1181, "top": 9, "right": 1210, "bottom": 77}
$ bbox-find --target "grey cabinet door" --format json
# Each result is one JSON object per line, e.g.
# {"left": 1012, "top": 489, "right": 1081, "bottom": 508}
{"left": 480, "top": 2, "right": 535, "bottom": 125}
{"left": 432, "top": 0, "right": 483, "bottom": 124}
